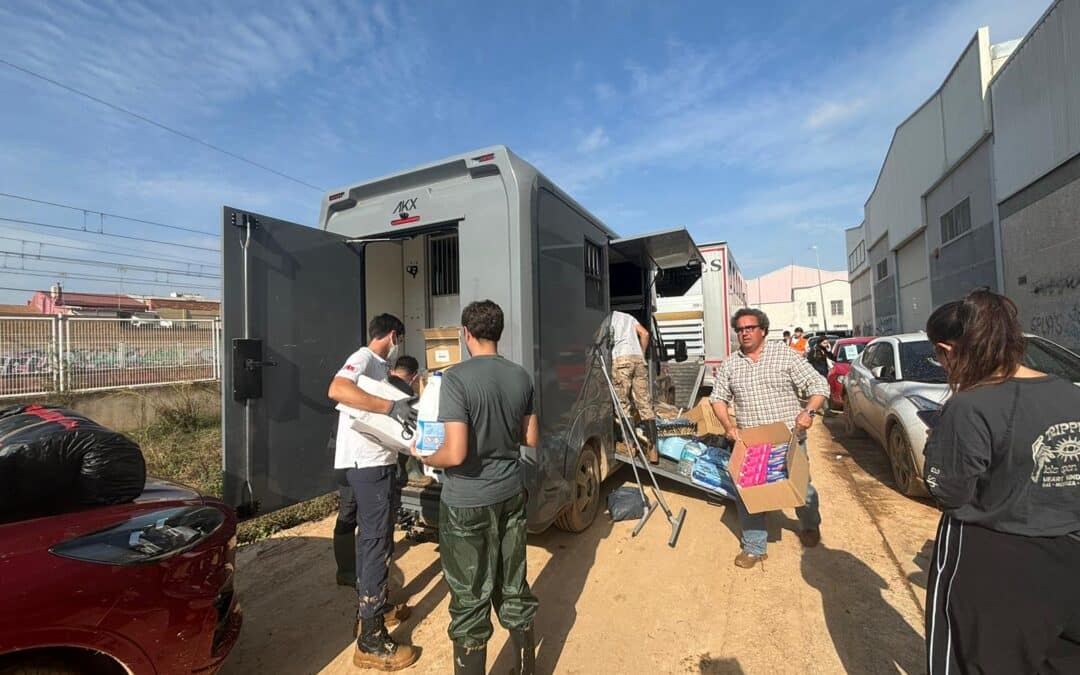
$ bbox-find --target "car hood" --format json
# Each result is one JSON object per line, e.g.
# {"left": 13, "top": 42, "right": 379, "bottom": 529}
{"left": 887, "top": 380, "right": 951, "bottom": 405}
{"left": 135, "top": 477, "right": 202, "bottom": 504}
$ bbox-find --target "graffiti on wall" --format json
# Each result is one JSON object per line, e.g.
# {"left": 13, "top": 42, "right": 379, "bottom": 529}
{"left": 1030, "top": 302, "right": 1080, "bottom": 349}
{"left": 1, "top": 345, "right": 216, "bottom": 376}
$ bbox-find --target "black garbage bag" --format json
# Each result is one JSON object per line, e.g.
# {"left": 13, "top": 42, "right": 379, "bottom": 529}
{"left": 0, "top": 404, "right": 146, "bottom": 520}
{"left": 607, "top": 486, "right": 647, "bottom": 522}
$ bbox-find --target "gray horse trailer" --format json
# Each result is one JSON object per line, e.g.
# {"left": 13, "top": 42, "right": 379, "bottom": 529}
{"left": 222, "top": 146, "right": 700, "bottom": 533}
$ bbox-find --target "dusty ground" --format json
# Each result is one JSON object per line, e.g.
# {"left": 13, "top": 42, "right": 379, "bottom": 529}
{"left": 221, "top": 417, "right": 940, "bottom": 675}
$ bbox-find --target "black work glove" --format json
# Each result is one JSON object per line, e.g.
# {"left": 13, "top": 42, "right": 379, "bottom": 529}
{"left": 388, "top": 397, "right": 419, "bottom": 434}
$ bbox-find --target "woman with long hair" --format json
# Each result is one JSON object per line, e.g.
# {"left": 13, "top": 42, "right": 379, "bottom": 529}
{"left": 923, "top": 289, "right": 1080, "bottom": 674}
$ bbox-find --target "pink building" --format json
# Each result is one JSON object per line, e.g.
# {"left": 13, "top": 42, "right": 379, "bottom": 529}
{"left": 29, "top": 286, "right": 147, "bottom": 316}
{"left": 746, "top": 265, "right": 848, "bottom": 305}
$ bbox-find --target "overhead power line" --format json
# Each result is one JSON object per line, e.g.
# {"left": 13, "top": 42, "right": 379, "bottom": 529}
{"left": 0, "top": 284, "right": 219, "bottom": 299}
{"left": 0, "top": 249, "right": 221, "bottom": 279}
{"left": 0, "top": 268, "right": 221, "bottom": 291}
{"left": 0, "top": 57, "right": 324, "bottom": 192}
{"left": 0, "top": 234, "right": 219, "bottom": 269}
{"left": 0, "top": 191, "right": 217, "bottom": 236}
{"left": 0, "top": 216, "right": 220, "bottom": 253}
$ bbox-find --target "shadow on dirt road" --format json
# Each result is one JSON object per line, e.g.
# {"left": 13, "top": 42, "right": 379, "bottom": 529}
{"left": 802, "top": 543, "right": 925, "bottom": 674}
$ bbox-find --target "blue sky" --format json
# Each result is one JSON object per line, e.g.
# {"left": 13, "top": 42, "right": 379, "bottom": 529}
{"left": 0, "top": 0, "right": 1050, "bottom": 304}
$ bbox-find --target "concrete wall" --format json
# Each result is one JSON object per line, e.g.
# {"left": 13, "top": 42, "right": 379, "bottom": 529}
{"left": 896, "top": 232, "right": 932, "bottom": 332}
{"left": 8, "top": 382, "right": 220, "bottom": 432}
{"left": 992, "top": 0, "right": 1080, "bottom": 202}
{"left": 925, "top": 139, "right": 1000, "bottom": 301}
{"left": 1002, "top": 158, "right": 1080, "bottom": 352}
{"left": 792, "top": 280, "right": 854, "bottom": 332}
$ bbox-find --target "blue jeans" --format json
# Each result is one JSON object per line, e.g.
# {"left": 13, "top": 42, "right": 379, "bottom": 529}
{"left": 736, "top": 439, "right": 820, "bottom": 556}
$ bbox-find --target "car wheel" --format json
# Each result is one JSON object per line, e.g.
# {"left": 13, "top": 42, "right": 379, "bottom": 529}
{"left": 888, "top": 424, "right": 921, "bottom": 496}
{"left": 554, "top": 443, "right": 601, "bottom": 533}
{"left": 843, "top": 395, "right": 863, "bottom": 438}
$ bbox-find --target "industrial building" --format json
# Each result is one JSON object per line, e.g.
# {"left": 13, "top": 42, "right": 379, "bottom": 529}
{"left": 847, "top": 0, "right": 1080, "bottom": 353}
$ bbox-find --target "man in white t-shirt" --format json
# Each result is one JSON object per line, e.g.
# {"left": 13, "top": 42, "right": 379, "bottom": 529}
{"left": 609, "top": 310, "right": 658, "bottom": 464}
{"left": 327, "top": 313, "right": 420, "bottom": 671}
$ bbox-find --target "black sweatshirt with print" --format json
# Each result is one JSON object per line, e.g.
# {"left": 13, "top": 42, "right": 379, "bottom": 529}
{"left": 924, "top": 375, "right": 1080, "bottom": 537}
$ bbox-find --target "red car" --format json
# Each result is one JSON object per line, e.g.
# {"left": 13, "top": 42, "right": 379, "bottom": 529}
{"left": 827, "top": 336, "right": 875, "bottom": 411}
{"left": 0, "top": 479, "right": 241, "bottom": 674}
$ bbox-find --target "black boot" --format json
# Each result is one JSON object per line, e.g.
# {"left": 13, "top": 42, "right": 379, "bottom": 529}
{"left": 333, "top": 532, "right": 356, "bottom": 586}
{"left": 643, "top": 419, "right": 659, "bottom": 464}
{"left": 452, "top": 642, "right": 486, "bottom": 675}
{"left": 353, "top": 614, "right": 419, "bottom": 670}
{"left": 510, "top": 627, "right": 536, "bottom": 675}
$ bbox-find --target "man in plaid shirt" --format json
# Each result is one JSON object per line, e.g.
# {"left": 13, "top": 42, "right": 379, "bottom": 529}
{"left": 711, "top": 308, "right": 829, "bottom": 569}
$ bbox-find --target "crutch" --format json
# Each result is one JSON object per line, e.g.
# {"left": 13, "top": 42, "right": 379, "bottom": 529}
{"left": 594, "top": 345, "right": 687, "bottom": 548}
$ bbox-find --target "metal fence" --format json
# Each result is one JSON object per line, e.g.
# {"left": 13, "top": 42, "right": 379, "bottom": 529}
{"left": 0, "top": 316, "right": 221, "bottom": 397}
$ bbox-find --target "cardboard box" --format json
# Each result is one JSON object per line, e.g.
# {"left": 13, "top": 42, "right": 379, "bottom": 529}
{"left": 685, "top": 397, "right": 724, "bottom": 436}
{"left": 726, "top": 423, "right": 807, "bottom": 514}
{"left": 336, "top": 375, "right": 417, "bottom": 452}
{"left": 423, "top": 326, "right": 461, "bottom": 372}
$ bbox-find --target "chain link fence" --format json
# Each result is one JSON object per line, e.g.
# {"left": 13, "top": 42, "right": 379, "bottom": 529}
{"left": 0, "top": 316, "right": 221, "bottom": 397}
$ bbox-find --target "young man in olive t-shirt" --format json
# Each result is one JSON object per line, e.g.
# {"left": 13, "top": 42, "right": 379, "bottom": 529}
{"left": 414, "top": 300, "right": 539, "bottom": 675}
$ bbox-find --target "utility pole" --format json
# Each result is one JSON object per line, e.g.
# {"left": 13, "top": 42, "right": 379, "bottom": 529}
{"left": 810, "top": 245, "right": 828, "bottom": 333}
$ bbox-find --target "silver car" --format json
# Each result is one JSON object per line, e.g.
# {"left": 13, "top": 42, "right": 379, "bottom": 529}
{"left": 842, "top": 332, "right": 1080, "bottom": 496}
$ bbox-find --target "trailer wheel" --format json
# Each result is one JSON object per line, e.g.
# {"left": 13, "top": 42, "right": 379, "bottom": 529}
{"left": 554, "top": 444, "right": 601, "bottom": 533}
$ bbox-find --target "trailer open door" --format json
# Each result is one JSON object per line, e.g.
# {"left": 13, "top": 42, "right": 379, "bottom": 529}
{"left": 222, "top": 207, "right": 363, "bottom": 516}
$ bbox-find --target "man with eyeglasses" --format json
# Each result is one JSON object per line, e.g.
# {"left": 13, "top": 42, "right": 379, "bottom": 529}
{"left": 710, "top": 308, "right": 829, "bottom": 569}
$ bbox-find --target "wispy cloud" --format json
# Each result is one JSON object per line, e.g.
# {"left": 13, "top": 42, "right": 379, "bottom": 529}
{"left": 805, "top": 99, "right": 866, "bottom": 130}
{"left": 578, "top": 127, "right": 611, "bottom": 153}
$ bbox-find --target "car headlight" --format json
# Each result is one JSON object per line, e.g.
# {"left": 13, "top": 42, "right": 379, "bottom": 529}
{"left": 50, "top": 505, "right": 226, "bottom": 566}
{"left": 907, "top": 395, "right": 943, "bottom": 428}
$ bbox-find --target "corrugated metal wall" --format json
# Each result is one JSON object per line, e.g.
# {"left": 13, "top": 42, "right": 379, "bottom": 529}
{"left": 850, "top": 269, "right": 874, "bottom": 337}
{"left": 896, "top": 232, "right": 931, "bottom": 332}
{"left": 992, "top": 0, "right": 1080, "bottom": 201}
{"left": 925, "top": 140, "right": 1000, "bottom": 302}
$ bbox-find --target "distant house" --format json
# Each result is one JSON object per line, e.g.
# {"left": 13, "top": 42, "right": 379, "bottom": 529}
{"left": 28, "top": 285, "right": 147, "bottom": 317}
{"left": 142, "top": 296, "right": 220, "bottom": 320}
{"left": 0, "top": 304, "right": 46, "bottom": 316}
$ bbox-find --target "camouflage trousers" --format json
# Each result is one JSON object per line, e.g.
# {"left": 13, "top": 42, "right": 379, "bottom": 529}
{"left": 612, "top": 355, "right": 655, "bottom": 422}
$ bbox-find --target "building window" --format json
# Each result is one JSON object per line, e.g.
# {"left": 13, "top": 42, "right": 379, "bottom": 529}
{"left": 876, "top": 259, "right": 888, "bottom": 281}
{"left": 831, "top": 300, "right": 844, "bottom": 316}
{"left": 807, "top": 302, "right": 817, "bottom": 317}
{"left": 584, "top": 238, "right": 604, "bottom": 309}
{"left": 429, "top": 233, "right": 459, "bottom": 297}
{"left": 940, "top": 197, "right": 972, "bottom": 244}
{"left": 848, "top": 241, "right": 866, "bottom": 272}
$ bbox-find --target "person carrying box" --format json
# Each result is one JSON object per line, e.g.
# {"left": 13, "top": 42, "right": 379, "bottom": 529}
{"left": 412, "top": 300, "right": 540, "bottom": 675}
{"left": 327, "top": 313, "right": 421, "bottom": 671}
{"left": 386, "top": 355, "right": 433, "bottom": 488}
{"left": 710, "top": 308, "right": 829, "bottom": 569}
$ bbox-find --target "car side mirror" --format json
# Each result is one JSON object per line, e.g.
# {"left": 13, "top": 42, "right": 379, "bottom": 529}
{"left": 673, "top": 339, "right": 688, "bottom": 363}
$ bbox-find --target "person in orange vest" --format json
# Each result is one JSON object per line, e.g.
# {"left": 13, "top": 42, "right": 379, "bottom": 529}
{"left": 790, "top": 327, "right": 809, "bottom": 355}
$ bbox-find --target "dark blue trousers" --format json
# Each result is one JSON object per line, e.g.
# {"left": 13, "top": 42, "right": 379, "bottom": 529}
{"left": 345, "top": 464, "right": 398, "bottom": 619}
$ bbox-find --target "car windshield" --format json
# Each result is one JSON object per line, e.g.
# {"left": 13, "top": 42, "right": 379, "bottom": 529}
{"left": 899, "top": 341, "right": 948, "bottom": 383}
{"left": 834, "top": 343, "right": 866, "bottom": 363}
{"left": 1025, "top": 337, "right": 1080, "bottom": 382}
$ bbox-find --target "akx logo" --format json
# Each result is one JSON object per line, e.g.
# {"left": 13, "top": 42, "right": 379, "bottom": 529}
{"left": 393, "top": 198, "right": 418, "bottom": 215}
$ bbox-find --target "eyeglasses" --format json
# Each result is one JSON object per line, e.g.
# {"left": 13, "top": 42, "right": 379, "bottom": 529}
{"left": 734, "top": 325, "right": 761, "bottom": 333}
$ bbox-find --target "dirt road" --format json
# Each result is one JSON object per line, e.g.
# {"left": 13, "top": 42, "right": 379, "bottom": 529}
{"left": 221, "top": 417, "right": 940, "bottom": 674}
